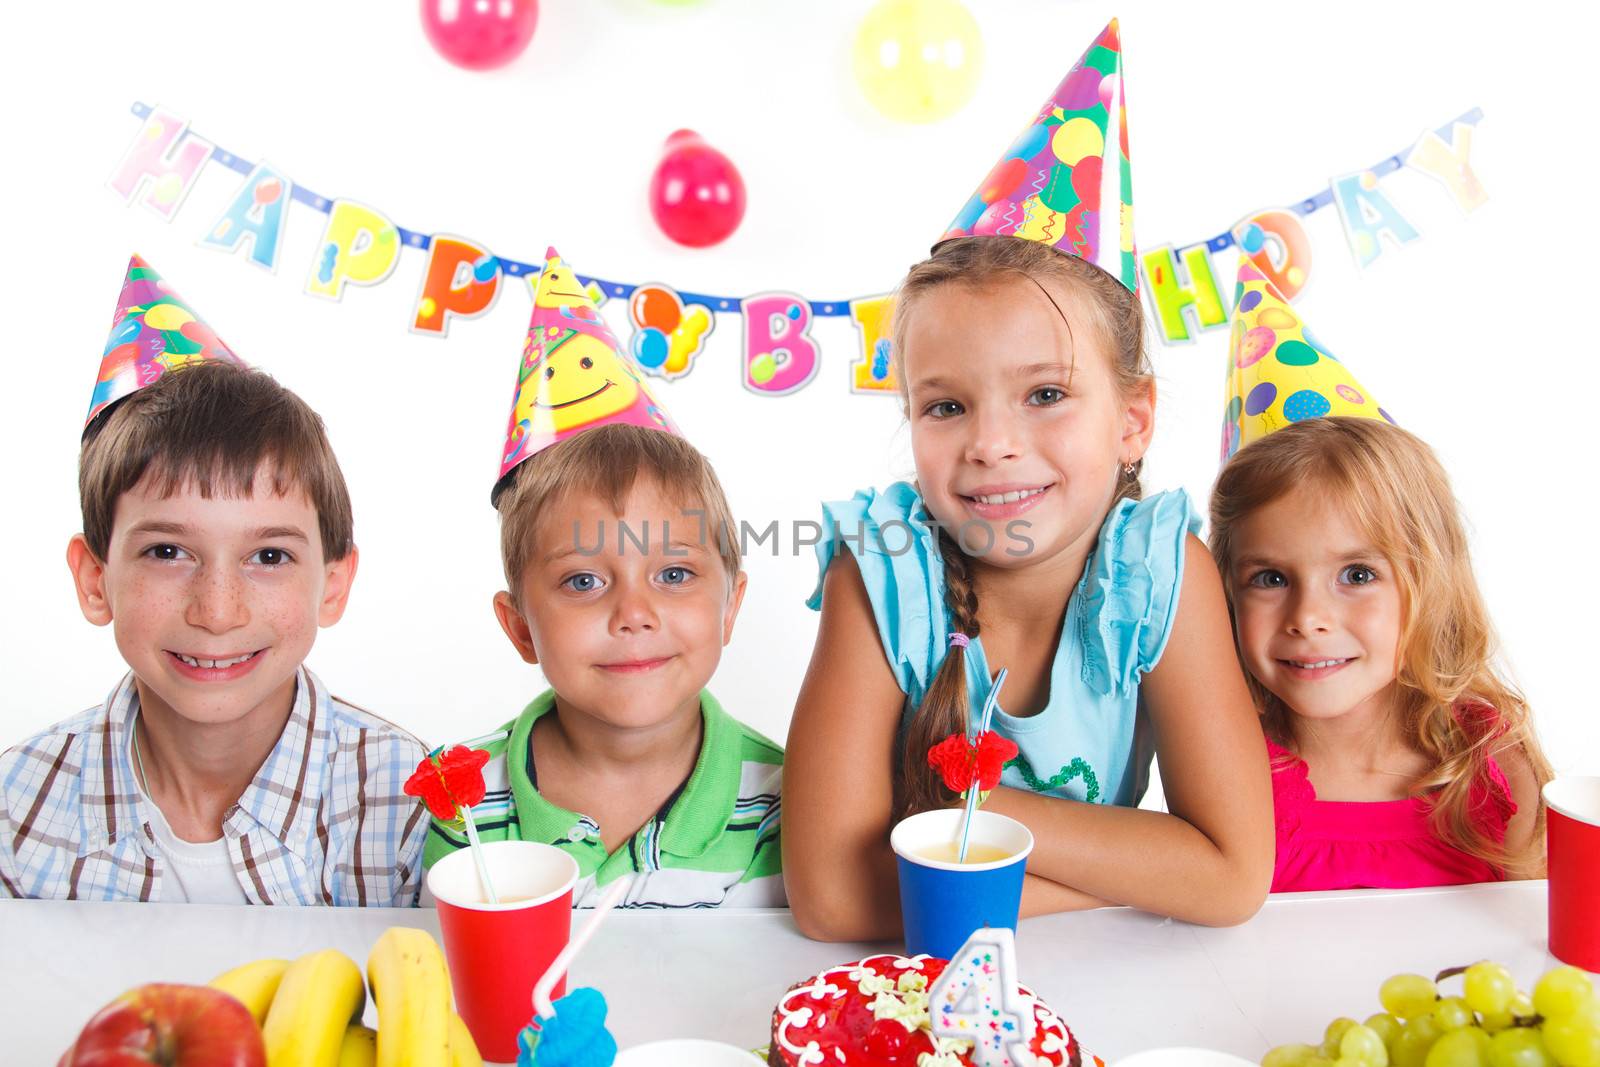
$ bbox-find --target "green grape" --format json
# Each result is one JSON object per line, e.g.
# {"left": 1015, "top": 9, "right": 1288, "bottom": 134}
{"left": 1326, "top": 1019, "right": 1362, "bottom": 1057}
{"left": 1342, "top": 1023, "right": 1391, "bottom": 1066}
{"left": 1534, "top": 968, "right": 1597, "bottom": 1022}
{"left": 1541, "top": 1015, "right": 1600, "bottom": 1067}
{"left": 1466, "top": 964, "right": 1518, "bottom": 1016}
{"left": 1366, "top": 1014, "right": 1405, "bottom": 1052}
{"left": 1488, "top": 1027, "right": 1556, "bottom": 1067}
{"left": 1264, "top": 1044, "right": 1322, "bottom": 1067}
{"left": 1435, "top": 998, "right": 1479, "bottom": 1032}
{"left": 1385, "top": 975, "right": 1444, "bottom": 1020}
{"left": 1396, "top": 1019, "right": 1445, "bottom": 1067}
{"left": 1481, "top": 1012, "right": 1516, "bottom": 1034}
{"left": 1424, "top": 1027, "right": 1491, "bottom": 1067}
{"left": 1512, "top": 994, "right": 1537, "bottom": 1020}
{"left": 1306, "top": 1059, "right": 1338, "bottom": 1067}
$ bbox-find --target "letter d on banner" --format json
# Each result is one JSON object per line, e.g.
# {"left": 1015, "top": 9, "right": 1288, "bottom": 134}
{"left": 306, "top": 199, "right": 401, "bottom": 301}
{"left": 742, "top": 293, "right": 819, "bottom": 395}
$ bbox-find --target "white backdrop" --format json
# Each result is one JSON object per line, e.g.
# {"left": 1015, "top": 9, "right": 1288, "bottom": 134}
{"left": 2, "top": 1, "right": 1595, "bottom": 777}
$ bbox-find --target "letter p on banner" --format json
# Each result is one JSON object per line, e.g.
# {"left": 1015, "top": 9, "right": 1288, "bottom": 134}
{"left": 305, "top": 199, "right": 402, "bottom": 301}
{"left": 412, "top": 236, "right": 501, "bottom": 335}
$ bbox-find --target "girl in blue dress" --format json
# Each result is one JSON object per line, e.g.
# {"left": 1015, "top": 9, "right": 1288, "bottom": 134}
{"left": 783, "top": 233, "right": 1275, "bottom": 938}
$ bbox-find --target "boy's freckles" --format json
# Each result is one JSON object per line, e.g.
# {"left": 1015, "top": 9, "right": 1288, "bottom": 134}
{"left": 84, "top": 462, "right": 352, "bottom": 731}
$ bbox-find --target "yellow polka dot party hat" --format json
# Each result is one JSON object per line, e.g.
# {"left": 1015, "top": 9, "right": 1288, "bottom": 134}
{"left": 937, "top": 19, "right": 1136, "bottom": 293}
{"left": 1221, "top": 259, "right": 1393, "bottom": 462}
{"left": 494, "top": 248, "right": 681, "bottom": 504}
{"left": 87, "top": 255, "right": 244, "bottom": 430}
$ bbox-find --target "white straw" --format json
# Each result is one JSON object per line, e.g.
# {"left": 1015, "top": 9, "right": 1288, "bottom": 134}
{"left": 533, "top": 874, "right": 634, "bottom": 1019}
{"left": 957, "top": 668, "right": 1008, "bottom": 863}
{"left": 459, "top": 806, "right": 498, "bottom": 905}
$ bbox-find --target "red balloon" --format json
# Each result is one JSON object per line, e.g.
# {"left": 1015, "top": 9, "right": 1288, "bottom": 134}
{"left": 649, "top": 130, "right": 746, "bottom": 248}
{"left": 630, "top": 286, "right": 682, "bottom": 332}
{"left": 420, "top": 0, "right": 539, "bottom": 71}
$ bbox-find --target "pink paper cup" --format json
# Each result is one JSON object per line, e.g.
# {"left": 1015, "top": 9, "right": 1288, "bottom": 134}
{"left": 428, "top": 840, "right": 580, "bottom": 1063}
{"left": 1544, "top": 776, "right": 1600, "bottom": 971}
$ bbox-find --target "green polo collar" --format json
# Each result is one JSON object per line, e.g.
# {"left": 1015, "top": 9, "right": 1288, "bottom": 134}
{"left": 506, "top": 689, "right": 742, "bottom": 862}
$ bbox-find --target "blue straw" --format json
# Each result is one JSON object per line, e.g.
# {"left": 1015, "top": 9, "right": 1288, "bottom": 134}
{"left": 957, "top": 668, "right": 1008, "bottom": 863}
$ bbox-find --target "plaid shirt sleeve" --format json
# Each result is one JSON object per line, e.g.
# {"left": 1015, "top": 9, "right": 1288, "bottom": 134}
{"left": 0, "top": 673, "right": 430, "bottom": 906}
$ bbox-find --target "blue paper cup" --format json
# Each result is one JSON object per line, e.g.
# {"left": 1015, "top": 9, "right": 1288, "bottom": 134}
{"left": 890, "top": 808, "right": 1034, "bottom": 959}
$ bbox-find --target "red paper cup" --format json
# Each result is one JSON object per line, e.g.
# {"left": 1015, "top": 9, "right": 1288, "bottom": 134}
{"left": 428, "top": 840, "right": 579, "bottom": 1062}
{"left": 1544, "top": 776, "right": 1600, "bottom": 972}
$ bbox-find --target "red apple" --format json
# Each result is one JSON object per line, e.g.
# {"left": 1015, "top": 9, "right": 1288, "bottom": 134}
{"left": 60, "top": 983, "right": 265, "bottom": 1066}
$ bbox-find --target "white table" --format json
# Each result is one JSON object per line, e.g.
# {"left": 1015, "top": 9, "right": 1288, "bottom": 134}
{"left": 3, "top": 881, "right": 1569, "bottom": 1066}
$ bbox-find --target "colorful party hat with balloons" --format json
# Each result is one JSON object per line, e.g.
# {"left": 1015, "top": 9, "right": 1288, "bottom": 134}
{"left": 1221, "top": 260, "right": 1393, "bottom": 462}
{"left": 495, "top": 249, "right": 681, "bottom": 501}
{"left": 87, "top": 255, "right": 243, "bottom": 430}
{"left": 938, "top": 18, "right": 1137, "bottom": 293}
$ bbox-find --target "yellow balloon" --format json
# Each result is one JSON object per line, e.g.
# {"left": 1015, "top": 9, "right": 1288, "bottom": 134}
{"left": 853, "top": 0, "right": 983, "bottom": 124}
{"left": 142, "top": 303, "right": 194, "bottom": 331}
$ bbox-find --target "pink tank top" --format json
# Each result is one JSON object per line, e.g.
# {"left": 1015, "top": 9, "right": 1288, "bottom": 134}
{"left": 1267, "top": 732, "right": 1516, "bottom": 893}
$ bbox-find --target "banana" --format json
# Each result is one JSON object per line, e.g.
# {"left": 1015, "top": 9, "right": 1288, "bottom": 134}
{"left": 367, "top": 927, "right": 452, "bottom": 1067}
{"left": 261, "top": 948, "right": 367, "bottom": 1067}
{"left": 339, "top": 1025, "right": 378, "bottom": 1067}
{"left": 448, "top": 1013, "right": 483, "bottom": 1067}
{"left": 208, "top": 957, "right": 291, "bottom": 1026}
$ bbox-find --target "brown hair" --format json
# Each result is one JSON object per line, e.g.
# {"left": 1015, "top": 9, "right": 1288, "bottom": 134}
{"left": 79, "top": 360, "right": 354, "bottom": 562}
{"left": 495, "top": 423, "right": 741, "bottom": 602}
{"left": 889, "top": 236, "right": 1153, "bottom": 818}
{"left": 1209, "top": 417, "right": 1553, "bottom": 875}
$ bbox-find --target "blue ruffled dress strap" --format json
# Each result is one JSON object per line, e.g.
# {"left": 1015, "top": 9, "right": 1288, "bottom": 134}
{"left": 1076, "top": 489, "right": 1200, "bottom": 695}
{"left": 806, "top": 482, "right": 946, "bottom": 708}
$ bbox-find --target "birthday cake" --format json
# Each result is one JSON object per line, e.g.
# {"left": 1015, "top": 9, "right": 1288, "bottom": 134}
{"left": 769, "top": 953, "right": 1094, "bottom": 1067}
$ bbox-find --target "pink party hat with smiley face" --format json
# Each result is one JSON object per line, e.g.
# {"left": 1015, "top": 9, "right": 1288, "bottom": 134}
{"left": 87, "top": 255, "right": 244, "bottom": 430}
{"left": 938, "top": 18, "right": 1137, "bottom": 293}
{"left": 494, "top": 248, "right": 681, "bottom": 503}
{"left": 1221, "top": 259, "right": 1393, "bottom": 462}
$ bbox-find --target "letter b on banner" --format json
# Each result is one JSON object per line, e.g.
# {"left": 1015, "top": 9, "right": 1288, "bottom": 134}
{"left": 741, "top": 293, "right": 819, "bottom": 395}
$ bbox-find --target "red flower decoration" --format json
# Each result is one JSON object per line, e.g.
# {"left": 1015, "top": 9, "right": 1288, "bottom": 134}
{"left": 405, "top": 746, "right": 490, "bottom": 821}
{"left": 927, "top": 730, "right": 1019, "bottom": 795}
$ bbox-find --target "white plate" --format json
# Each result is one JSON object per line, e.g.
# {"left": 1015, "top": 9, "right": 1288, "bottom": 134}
{"left": 1114, "top": 1049, "right": 1258, "bottom": 1067}
{"left": 613, "top": 1039, "right": 764, "bottom": 1065}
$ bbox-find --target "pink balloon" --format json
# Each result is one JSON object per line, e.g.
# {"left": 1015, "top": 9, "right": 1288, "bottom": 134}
{"left": 420, "top": 0, "right": 539, "bottom": 71}
{"left": 649, "top": 130, "right": 746, "bottom": 249}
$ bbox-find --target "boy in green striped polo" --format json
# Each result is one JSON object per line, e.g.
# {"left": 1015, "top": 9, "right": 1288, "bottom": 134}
{"left": 424, "top": 257, "right": 782, "bottom": 907}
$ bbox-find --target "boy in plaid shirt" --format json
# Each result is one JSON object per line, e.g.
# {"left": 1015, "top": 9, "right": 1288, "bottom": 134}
{"left": 0, "top": 257, "right": 427, "bottom": 905}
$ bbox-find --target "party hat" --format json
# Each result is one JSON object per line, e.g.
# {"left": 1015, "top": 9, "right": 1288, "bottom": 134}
{"left": 1221, "top": 260, "right": 1393, "bottom": 462}
{"left": 87, "top": 255, "right": 243, "bottom": 429}
{"left": 937, "top": 18, "right": 1136, "bottom": 293}
{"left": 495, "top": 248, "right": 680, "bottom": 499}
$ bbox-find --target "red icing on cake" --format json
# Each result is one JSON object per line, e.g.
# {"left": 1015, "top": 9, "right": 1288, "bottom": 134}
{"left": 768, "top": 953, "right": 1094, "bottom": 1067}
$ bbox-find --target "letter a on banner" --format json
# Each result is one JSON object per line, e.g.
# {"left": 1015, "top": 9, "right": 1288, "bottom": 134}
{"left": 1331, "top": 171, "right": 1420, "bottom": 270}
{"left": 200, "top": 163, "right": 293, "bottom": 271}
{"left": 108, "top": 108, "right": 213, "bottom": 221}
{"left": 742, "top": 293, "right": 819, "bottom": 396}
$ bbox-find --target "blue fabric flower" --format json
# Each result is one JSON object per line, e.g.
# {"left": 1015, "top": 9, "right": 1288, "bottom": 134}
{"left": 518, "top": 987, "right": 617, "bottom": 1067}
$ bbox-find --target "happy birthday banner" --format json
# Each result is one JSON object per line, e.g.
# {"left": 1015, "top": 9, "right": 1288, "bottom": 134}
{"left": 111, "top": 101, "right": 1486, "bottom": 396}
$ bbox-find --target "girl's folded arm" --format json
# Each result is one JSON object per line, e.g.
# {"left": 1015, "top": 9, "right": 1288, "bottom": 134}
{"left": 783, "top": 552, "right": 909, "bottom": 942}
{"left": 985, "top": 535, "right": 1275, "bottom": 926}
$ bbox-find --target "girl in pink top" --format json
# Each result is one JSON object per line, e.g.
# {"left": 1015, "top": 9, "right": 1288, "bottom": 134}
{"left": 1207, "top": 418, "right": 1552, "bottom": 891}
